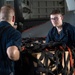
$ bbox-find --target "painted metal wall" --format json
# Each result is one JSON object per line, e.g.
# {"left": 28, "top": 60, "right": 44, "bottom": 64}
{"left": 22, "top": 11, "right": 75, "bottom": 38}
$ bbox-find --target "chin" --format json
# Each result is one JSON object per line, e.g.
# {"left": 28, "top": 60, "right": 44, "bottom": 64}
{"left": 53, "top": 24, "right": 57, "bottom": 27}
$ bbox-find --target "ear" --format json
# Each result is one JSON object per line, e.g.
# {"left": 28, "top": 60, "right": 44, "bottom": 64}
{"left": 12, "top": 16, "right": 15, "bottom": 22}
{"left": 60, "top": 15, "right": 63, "bottom": 20}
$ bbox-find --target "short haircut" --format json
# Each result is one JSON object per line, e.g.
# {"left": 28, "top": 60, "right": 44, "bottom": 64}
{"left": 50, "top": 9, "right": 63, "bottom": 15}
{"left": 0, "top": 4, "right": 15, "bottom": 21}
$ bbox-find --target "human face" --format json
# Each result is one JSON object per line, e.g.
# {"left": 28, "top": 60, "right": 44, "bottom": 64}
{"left": 50, "top": 14, "right": 63, "bottom": 27}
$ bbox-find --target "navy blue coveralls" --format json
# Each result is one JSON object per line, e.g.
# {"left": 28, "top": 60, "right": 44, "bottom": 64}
{"left": 46, "top": 22, "right": 75, "bottom": 74}
{"left": 0, "top": 21, "right": 22, "bottom": 75}
{"left": 46, "top": 22, "right": 75, "bottom": 47}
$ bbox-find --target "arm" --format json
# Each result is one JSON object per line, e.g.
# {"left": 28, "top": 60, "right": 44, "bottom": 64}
{"left": 6, "top": 28, "right": 22, "bottom": 61}
{"left": 46, "top": 30, "right": 52, "bottom": 43}
{"left": 67, "top": 24, "right": 75, "bottom": 46}
{"left": 7, "top": 46, "right": 20, "bottom": 61}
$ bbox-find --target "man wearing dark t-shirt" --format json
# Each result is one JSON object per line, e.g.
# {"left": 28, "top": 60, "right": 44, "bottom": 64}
{"left": 0, "top": 4, "right": 22, "bottom": 75}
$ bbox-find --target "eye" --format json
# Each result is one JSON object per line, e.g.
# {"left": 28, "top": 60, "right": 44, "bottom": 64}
{"left": 51, "top": 17, "right": 58, "bottom": 20}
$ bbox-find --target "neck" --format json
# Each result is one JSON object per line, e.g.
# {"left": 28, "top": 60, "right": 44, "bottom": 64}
{"left": 56, "top": 26, "right": 62, "bottom": 34}
{"left": 1, "top": 19, "right": 14, "bottom": 26}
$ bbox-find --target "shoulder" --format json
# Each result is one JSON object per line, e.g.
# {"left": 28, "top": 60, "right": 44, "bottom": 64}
{"left": 63, "top": 22, "right": 75, "bottom": 29}
{"left": 63, "top": 22, "right": 74, "bottom": 27}
{"left": 1, "top": 24, "right": 22, "bottom": 39}
{"left": 9, "top": 27, "right": 21, "bottom": 36}
{"left": 63, "top": 22, "right": 75, "bottom": 33}
{"left": 48, "top": 27, "right": 56, "bottom": 35}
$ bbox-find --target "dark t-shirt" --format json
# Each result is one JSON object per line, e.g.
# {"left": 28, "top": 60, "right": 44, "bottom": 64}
{"left": 0, "top": 21, "right": 22, "bottom": 75}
